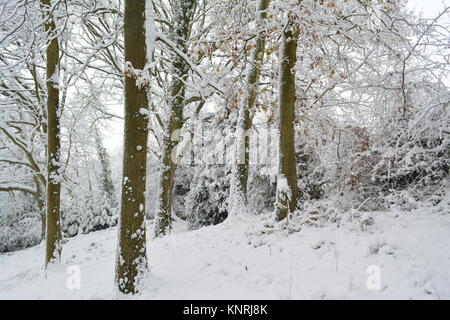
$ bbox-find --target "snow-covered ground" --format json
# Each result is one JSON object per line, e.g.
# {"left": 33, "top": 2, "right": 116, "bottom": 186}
{"left": 0, "top": 205, "right": 449, "bottom": 300}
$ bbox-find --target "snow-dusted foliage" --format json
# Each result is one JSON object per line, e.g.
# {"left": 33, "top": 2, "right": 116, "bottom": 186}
{"left": 370, "top": 81, "right": 449, "bottom": 198}
{"left": 185, "top": 164, "right": 231, "bottom": 229}
{"left": 62, "top": 190, "right": 118, "bottom": 238}
{"left": 0, "top": 193, "right": 41, "bottom": 253}
{"left": 183, "top": 115, "right": 235, "bottom": 228}
{"left": 0, "top": 0, "right": 449, "bottom": 300}
{"left": 171, "top": 167, "right": 195, "bottom": 220}
{"left": 248, "top": 172, "right": 277, "bottom": 213}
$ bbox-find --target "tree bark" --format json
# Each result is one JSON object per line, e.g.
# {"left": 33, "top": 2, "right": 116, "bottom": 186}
{"left": 154, "top": 0, "right": 197, "bottom": 237}
{"left": 33, "top": 176, "right": 46, "bottom": 241}
{"left": 275, "top": 21, "right": 299, "bottom": 221}
{"left": 41, "top": 0, "right": 62, "bottom": 267}
{"left": 115, "top": 0, "right": 150, "bottom": 294}
{"left": 231, "top": 0, "right": 271, "bottom": 214}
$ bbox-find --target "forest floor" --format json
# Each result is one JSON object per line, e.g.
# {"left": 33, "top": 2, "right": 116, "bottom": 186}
{"left": 0, "top": 202, "right": 449, "bottom": 299}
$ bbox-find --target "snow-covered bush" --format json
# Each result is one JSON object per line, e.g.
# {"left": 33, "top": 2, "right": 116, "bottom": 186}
{"left": 62, "top": 205, "right": 81, "bottom": 238}
{"left": 296, "top": 141, "right": 327, "bottom": 202}
{"left": 62, "top": 188, "right": 118, "bottom": 238}
{"left": 0, "top": 194, "right": 41, "bottom": 253}
{"left": 370, "top": 79, "right": 449, "bottom": 203}
{"left": 385, "top": 190, "right": 419, "bottom": 212}
{"left": 0, "top": 216, "right": 41, "bottom": 253}
{"left": 248, "top": 172, "right": 276, "bottom": 213}
{"left": 81, "top": 195, "right": 117, "bottom": 234}
{"left": 172, "top": 166, "right": 195, "bottom": 220}
{"left": 185, "top": 164, "right": 231, "bottom": 229}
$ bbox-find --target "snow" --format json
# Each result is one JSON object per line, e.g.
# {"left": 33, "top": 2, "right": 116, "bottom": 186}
{"left": 139, "top": 108, "right": 149, "bottom": 116}
{"left": 0, "top": 206, "right": 449, "bottom": 299}
{"left": 49, "top": 70, "right": 60, "bottom": 88}
{"left": 276, "top": 174, "right": 291, "bottom": 201}
{"left": 145, "top": 0, "right": 156, "bottom": 64}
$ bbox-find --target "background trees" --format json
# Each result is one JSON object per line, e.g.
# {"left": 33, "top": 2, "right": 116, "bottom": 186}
{"left": 0, "top": 0, "right": 448, "bottom": 294}
{"left": 0, "top": 0, "right": 123, "bottom": 253}
{"left": 154, "top": 0, "right": 198, "bottom": 238}
{"left": 0, "top": 0, "right": 48, "bottom": 244}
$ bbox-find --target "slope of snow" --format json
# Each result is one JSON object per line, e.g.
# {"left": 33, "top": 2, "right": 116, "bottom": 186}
{"left": 0, "top": 206, "right": 449, "bottom": 300}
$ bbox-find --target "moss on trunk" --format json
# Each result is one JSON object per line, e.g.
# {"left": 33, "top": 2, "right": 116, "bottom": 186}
{"left": 275, "top": 22, "right": 299, "bottom": 221}
{"left": 154, "top": 0, "right": 197, "bottom": 237}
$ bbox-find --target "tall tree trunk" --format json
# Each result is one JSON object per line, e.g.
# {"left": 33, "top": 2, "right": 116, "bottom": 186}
{"left": 230, "top": 0, "right": 270, "bottom": 215}
{"left": 275, "top": 21, "right": 299, "bottom": 221}
{"left": 115, "top": 0, "right": 150, "bottom": 294}
{"left": 41, "top": 0, "right": 62, "bottom": 267}
{"left": 154, "top": 0, "right": 197, "bottom": 238}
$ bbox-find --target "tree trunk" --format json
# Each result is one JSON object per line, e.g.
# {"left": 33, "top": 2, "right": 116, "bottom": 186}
{"left": 154, "top": 0, "right": 197, "bottom": 238}
{"left": 230, "top": 0, "right": 270, "bottom": 214}
{"left": 34, "top": 176, "right": 46, "bottom": 241}
{"left": 115, "top": 0, "right": 150, "bottom": 294}
{"left": 275, "top": 21, "right": 299, "bottom": 221}
{"left": 38, "top": 199, "right": 46, "bottom": 242}
{"left": 41, "top": 0, "right": 62, "bottom": 267}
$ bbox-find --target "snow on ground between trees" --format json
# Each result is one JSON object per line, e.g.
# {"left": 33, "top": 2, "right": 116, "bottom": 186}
{"left": 0, "top": 204, "right": 449, "bottom": 300}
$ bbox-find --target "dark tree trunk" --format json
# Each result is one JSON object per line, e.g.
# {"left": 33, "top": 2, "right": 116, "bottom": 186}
{"left": 41, "top": 0, "right": 62, "bottom": 267}
{"left": 115, "top": 0, "right": 150, "bottom": 294}
{"left": 275, "top": 22, "right": 299, "bottom": 221}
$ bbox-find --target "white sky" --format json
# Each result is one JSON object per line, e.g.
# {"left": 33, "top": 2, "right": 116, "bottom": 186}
{"left": 408, "top": 0, "right": 449, "bottom": 18}
{"left": 102, "top": 0, "right": 450, "bottom": 152}
{"left": 103, "top": 113, "right": 124, "bottom": 153}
